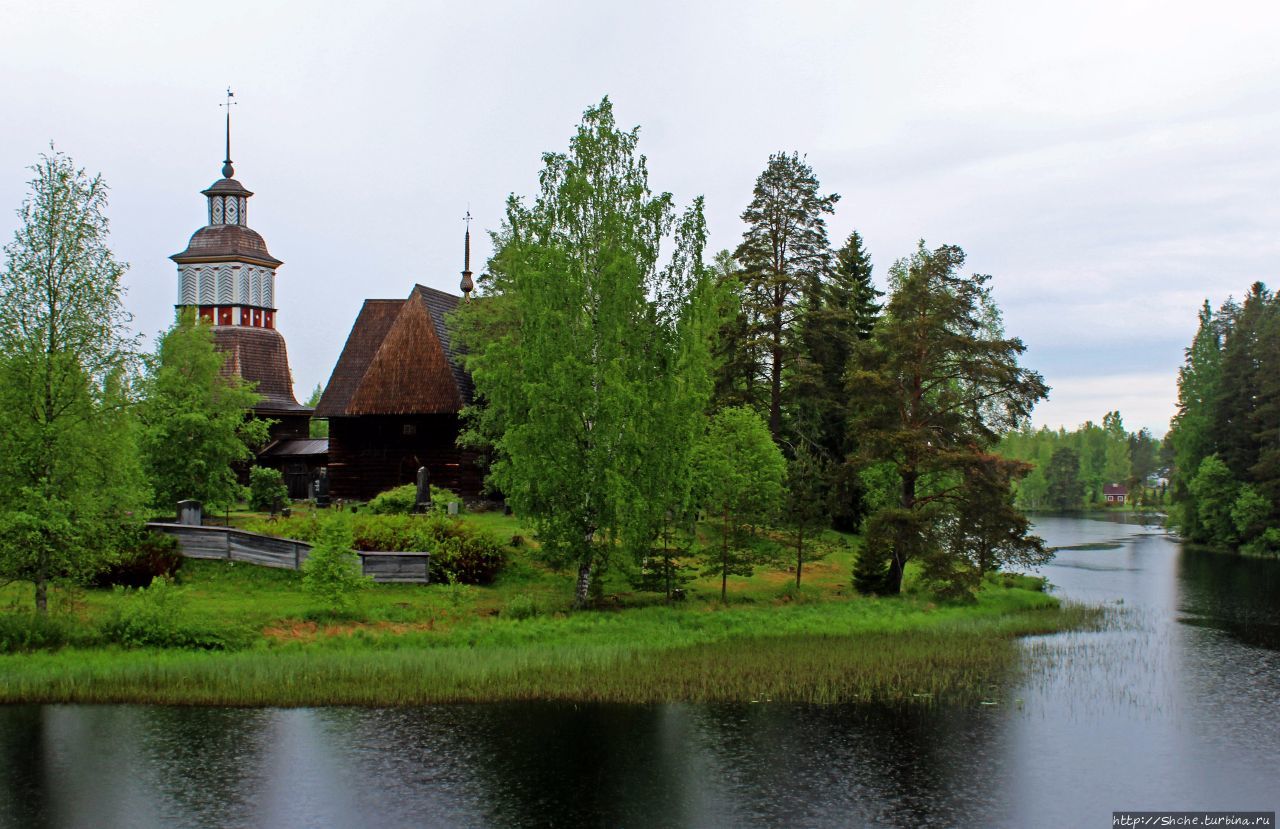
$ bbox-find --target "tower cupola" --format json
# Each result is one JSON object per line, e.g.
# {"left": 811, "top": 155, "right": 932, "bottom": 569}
{"left": 166, "top": 89, "right": 307, "bottom": 420}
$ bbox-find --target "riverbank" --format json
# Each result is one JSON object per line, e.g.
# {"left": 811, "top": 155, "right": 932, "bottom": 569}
{"left": 0, "top": 512, "right": 1102, "bottom": 706}
{"left": 0, "top": 577, "right": 1094, "bottom": 706}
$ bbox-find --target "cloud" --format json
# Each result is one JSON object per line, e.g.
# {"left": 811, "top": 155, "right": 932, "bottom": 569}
{"left": 1032, "top": 372, "right": 1177, "bottom": 436}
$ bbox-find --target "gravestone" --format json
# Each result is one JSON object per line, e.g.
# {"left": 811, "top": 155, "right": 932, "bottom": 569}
{"left": 315, "top": 469, "right": 330, "bottom": 508}
{"left": 177, "top": 499, "right": 202, "bottom": 526}
{"left": 447, "top": 501, "right": 459, "bottom": 516}
{"left": 414, "top": 466, "right": 432, "bottom": 514}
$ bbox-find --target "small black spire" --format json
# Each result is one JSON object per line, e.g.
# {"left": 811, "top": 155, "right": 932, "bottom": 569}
{"left": 460, "top": 210, "right": 475, "bottom": 299}
{"left": 220, "top": 87, "right": 237, "bottom": 178}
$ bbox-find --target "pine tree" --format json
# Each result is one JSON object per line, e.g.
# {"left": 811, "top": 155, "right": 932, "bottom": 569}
{"left": 847, "top": 242, "right": 1046, "bottom": 595}
{"left": 734, "top": 152, "right": 839, "bottom": 440}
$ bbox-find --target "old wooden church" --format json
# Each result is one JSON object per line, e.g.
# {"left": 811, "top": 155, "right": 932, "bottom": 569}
{"left": 313, "top": 230, "right": 481, "bottom": 500}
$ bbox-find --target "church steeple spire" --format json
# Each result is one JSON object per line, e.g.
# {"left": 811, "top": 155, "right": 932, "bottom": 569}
{"left": 220, "top": 87, "right": 237, "bottom": 178}
{"left": 460, "top": 210, "right": 475, "bottom": 299}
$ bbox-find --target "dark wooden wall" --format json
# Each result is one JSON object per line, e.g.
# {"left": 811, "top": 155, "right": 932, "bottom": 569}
{"left": 326, "top": 414, "right": 483, "bottom": 500}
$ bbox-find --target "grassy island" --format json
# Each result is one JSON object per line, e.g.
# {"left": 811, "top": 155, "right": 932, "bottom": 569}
{"left": 0, "top": 512, "right": 1092, "bottom": 707}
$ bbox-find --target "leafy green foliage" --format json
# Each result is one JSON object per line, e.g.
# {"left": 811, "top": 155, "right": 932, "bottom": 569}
{"left": 1188, "top": 455, "right": 1240, "bottom": 546}
{"left": 366, "top": 483, "right": 418, "bottom": 515}
{"left": 301, "top": 514, "right": 371, "bottom": 613}
{"left": 782, "top": 445, "right": 832, "bottom": 587}
{"left": 454, "top": 98, "right": 719, "bottom": 606}
{"left": 248, "top": 466, "right": 288, "bottom": 511}
{"left": 140, "top": 311, "right": 267, "bottom": 511}
{"left": 1044, "top": 447, "right": 1084, "bottom": 510}
{"left": 0, "top": 150, "right": 147, "bottom": 612}
{"left": 305, "top": 383, "right": 328, "bottom": 438}
{"left": 365, "top": 483, "right": 464, "bottom": 516}
{"left": 0, "top": 612, "right": 79, "bottom": 653}
{"left": 99, "top": 578, "right": 243, "bottom": 650}
{"left": 694, "top": 407, "right": 786, "bottom": 601}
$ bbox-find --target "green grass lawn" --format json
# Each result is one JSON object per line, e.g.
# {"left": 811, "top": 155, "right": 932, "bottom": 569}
{"left": 0, "top": 509, "right": 1095, "bottom": 706}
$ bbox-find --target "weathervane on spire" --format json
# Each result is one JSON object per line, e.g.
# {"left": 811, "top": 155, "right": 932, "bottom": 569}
{"left": 220, "top": 87, "right": 237, "bottom": 178}
{"left": 460, "top": 209, "right": 475, "bottom": 299}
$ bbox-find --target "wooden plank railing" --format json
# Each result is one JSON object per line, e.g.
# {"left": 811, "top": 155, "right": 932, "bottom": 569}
{"left": 147, "top": 523, "right": 430, "bottom": 583}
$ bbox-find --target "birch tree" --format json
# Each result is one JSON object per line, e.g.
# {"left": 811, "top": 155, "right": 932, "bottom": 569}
{"left": 0, "top": 147, "right": 145, "bottom": 612}
{"left": 456, "top": 99, "right": 719, "bottom": 607}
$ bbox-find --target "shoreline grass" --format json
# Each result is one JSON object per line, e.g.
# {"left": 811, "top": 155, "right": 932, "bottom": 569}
{"left": 0, "top": 513, "right": 1100, "bottom": 706}
{"left": 0, "top": 590, "right": 1096, "bottom": 707}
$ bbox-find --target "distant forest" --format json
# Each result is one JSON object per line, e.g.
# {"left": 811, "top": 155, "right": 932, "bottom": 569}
{"left": 1164, "top": 283, "right": 1280, "bottom": 556}
{"left": 998, "top": 414, "right": 1163, "bottom": 510}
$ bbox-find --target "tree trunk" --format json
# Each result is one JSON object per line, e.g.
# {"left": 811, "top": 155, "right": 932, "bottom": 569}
{"left": 35, "top": 551, "right": 48, "bottom": 615}
{"left": 721, "top": 505, "right": 730, "bottom": 603}
{"left": 885, "top": 468, "right": 917, "bottom": 595}
{"left": 769, "top": 321, "right": 783, "bottom": 440}
{"left": 574, "top": 560, "right": 592, "bottom": 609}
{"left": 795, "top": 526, "right": 804, "bottom": 588}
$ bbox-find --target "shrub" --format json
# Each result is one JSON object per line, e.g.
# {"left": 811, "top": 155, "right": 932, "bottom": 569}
{"left": 424, "top": 517, "right": 507, "bottom": 585}
{"left": 301, "top": 514, "right": 371, "bottom": 612}
{"left": 367, "top": 484, "right": 418, "bottom": 515}
{"left": 431, "top": 487, "right": 463, "bottom": 513}
{"left": 98, "top": 578, "right": 239, "bottom": 650}
{"left": 91, "top": 531, "right": 184, "bottom": 588}
{"left": 503, "top": 593, "right": 539, "bottom": 620}
{"left": 248, "top": 466, "right": 289, "bottom": 511}
{"left": 0, "top": 612, "right": 78, "bottom": 653}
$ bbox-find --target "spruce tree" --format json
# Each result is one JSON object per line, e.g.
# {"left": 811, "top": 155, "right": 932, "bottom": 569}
{"left": 792, "top": 229, "right": 881, "bottom": 530}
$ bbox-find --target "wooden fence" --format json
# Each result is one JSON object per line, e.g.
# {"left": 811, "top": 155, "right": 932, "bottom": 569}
{"left": 147, "top": 523, "right": 430, "bottom": 583}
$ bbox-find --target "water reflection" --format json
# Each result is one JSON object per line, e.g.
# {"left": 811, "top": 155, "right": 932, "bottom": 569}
{"left": 1, "top": 516, "right": 1277, "bottom": 828}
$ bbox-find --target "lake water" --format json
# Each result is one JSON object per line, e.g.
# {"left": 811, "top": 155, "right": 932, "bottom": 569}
{"left": 2, "top": 515, "right": 1278, "bottom": 828}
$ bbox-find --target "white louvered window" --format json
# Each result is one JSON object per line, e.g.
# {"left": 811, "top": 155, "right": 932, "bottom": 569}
{"left": 251, "top": 270, "right": 262, "bottom": 306}
{"left": 226, "top": 197, "right": 239, "bottom": 225}
{"left": 238, "top": 197, "right": 246, "bottom": 225}
{"left": 263, "top": 272, "right": 274, "bottom": 307}
{"left": 211, "top": 197, "right": 224, "bottom": 225}
{"left": 198, "top": 268, "right": 215, "bottom": 303}
{"left": 238, "top": 267, "right": 251, "bottom": 303}
{"left": 217, "top": 266, "right": 234, "bottom": 303}
{"left": 179, "top": 268, "right": 197, "bottom": 304}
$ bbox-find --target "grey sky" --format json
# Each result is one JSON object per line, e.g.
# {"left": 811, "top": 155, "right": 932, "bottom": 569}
{"left": 3, "top": 0, "right": 1277, "bottom": 434}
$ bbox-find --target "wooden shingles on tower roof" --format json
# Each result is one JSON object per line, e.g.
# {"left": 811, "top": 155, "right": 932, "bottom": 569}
{"left": 314, "top": 285, "right": 472, "bottom": 418}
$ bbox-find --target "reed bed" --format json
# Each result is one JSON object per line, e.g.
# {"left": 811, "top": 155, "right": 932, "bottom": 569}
{"left": 0, "top": 604, "right": 1096, "bottom": 706}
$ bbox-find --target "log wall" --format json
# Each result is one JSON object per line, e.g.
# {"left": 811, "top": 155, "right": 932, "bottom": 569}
{"left": 147, "top": 523, "right": 429, "bottom": 583}
{"left": 325, "top": 414, "right": 484, "bottom": 501}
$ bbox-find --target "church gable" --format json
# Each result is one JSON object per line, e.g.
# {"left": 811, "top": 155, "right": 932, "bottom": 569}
{"left": 346, "top": 291, "right": 463, "bottom": 415}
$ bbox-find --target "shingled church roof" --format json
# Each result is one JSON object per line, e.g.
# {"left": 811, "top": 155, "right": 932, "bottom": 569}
{"left": 315, "top": 284, "right": 472, "bottom": 417}
{"left": 212, "top": 326, "right": 309, "bottom": 414}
